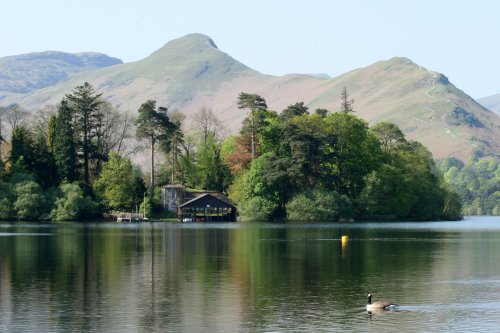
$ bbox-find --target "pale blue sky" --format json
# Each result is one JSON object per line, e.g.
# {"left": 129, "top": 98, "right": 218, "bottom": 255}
{"left": 2, "top": 0, "right": 499, "bottom": 98}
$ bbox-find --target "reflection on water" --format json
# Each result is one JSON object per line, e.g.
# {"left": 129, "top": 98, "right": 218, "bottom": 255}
{"left": 0, "top": 217, "right": 500, "bottom": 332}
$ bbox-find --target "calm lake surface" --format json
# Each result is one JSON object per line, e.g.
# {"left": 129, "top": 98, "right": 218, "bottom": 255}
{"left": 1, "top": 216, "right": 500, "bottom": 332}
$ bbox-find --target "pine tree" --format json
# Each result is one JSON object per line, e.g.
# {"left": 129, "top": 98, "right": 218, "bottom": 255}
{"left": 237, "top": 92, "right": 268, "bottom": 159}
{"left": 53, "top": 99, "right": 77, "bottom": 182}
{"left": 65, "top": 82, "right": 103, "bottom": 184}
{"left": 136, "top": 100, "right": 177, "bottom": 199}
{"left": 9, "top": 125, "right": 33, "bottom": 167}
{"left": 47, "top": 114, "right": 56, "bottom": 153}
{"left": 340, "top": 87, "right": 354, "bottom": 114}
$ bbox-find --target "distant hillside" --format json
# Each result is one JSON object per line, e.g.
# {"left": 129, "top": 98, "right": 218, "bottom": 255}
{"left": 0, "top": 51, "right": 122, "bottom": 94}
{"left": 1, "top": 33, "right": 499, "bottom": 161}
{"left": 478, "top": 93, "right": 500, "bottom": 115}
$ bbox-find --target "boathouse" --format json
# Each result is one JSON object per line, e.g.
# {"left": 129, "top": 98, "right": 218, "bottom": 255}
{"left": 177, "top": 193, "right": 237, "bottom": 222}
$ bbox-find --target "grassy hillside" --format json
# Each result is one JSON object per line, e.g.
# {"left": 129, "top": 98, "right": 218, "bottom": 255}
{"left": 0, "top": 51, "right": 122, "bottom": 95}
{"left": 1, "top": 33, "right": 499, "bottom": 161}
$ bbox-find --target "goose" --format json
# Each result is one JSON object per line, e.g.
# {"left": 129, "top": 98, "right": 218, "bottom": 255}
{"left": 366, "top": 293, "right": 398, "bottom": 311}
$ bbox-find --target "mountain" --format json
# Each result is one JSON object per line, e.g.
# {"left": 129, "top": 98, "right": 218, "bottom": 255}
{"left": 478, "top": 93, "right": 500, "bottom": 115}
{"left": 0, "top": 51, "right": 122, "bottom": 94}
{"left": 1, "top": 33, "right": 499, "bottom": 161}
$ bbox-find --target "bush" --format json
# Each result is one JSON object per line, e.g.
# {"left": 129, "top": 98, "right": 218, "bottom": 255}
{"left": 441, "top": 185, "right": 463, "bottom": 220}
{"left": 239, "top": 196, "right": 277, "bottom": 221}
{"left": 286, "top": 193, "right": 316, "bottom": 221}
{"left": 13, "top": 181, "right": 47, "bottom": 220}
{"left": 0, "top": 181, "right": 14, "bottom": 220}
{"left": 50, "top": 183, "right": 97, "bottom": 221}
{"left": 139, "top": 197, "right": 153, "bottom": 218}
{"left": 287, "top": 188, "right": 341, "bottom": 222}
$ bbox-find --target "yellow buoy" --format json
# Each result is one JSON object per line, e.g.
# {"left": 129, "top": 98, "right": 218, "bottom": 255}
{"left": 341, "top": 235, "right": 348, "bottom": 256}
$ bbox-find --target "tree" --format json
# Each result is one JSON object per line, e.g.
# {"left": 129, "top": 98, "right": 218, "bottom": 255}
{"left": 441, "top": 184, "right": 463, "bottom": 220}
{"left": 32, "top": 105, "right": 57, "bottom": 145}
{"left": 165, "top": 112, "right": 185, "bottom": 184}
{"left": 185, "top": 107, "right": 231, "bottom": 191}
{"left": 239, "top": 153, "right": 293, "bottom": 220}
{"left": 9, "top": 125, "right": 34, "bottom": 167}
{"left": 192, "top": 107, "right": 224, "bottom": 146}
{"left": 280, "top": 102, "right": 309, "bottom": 121}
{"left": 339, "top": 87, "right": 354, "bottom": 114}
{"left": 314, "top": 108, "right": 329, "bottom": 117}
{"left": 222, "top": 134, "right": 253, "bottom": 175}
{"left": 237, "top": 92, "right": 268, "bottom": 112}
{"left": 136, "top": 100, "right": 177, "bottom": 199}
{"left": 53, "top": 99, "right": 77, "bottom": 183}
{"left": 437, "top": 157, "right": 498, "bottom": 216}
{"left": 359, "top": 164, "right": 413, "bottom": 218}
{"left": 94, "top": 153, "right": 141, "bottom": 210}
{"left": 196, "top": 133, "right": 231, "bottom": 191}
{"left": 8, "top": 122, "right": 58, "bottom": 188}
{"left": 370, "top": 121, "right": 407, "bottom": 154}
{"left": 178, "top": 133, "right": 201, "bottom": 188}
{"left": 237, "top": 92, "right": 268, "bottom": 159}
{"left": 65, "top": 82, "right": 103, "bottom": 184}
{"left": 93, "top": 101, "right": 136, "bottom": 160}
{"left": 4, "top": 104, "right": 29, "bottom": 132}
{"left": 131, "top": 166, "right": 147, "bottom": 209}
{"left": 31, "top": 122, "right": 58, "bottom": 189}
{"left": 325, "top": 112, "right": 380, "bottom": 196}
{"left": 47, "top": 114, "right": 56, "bottom": 153}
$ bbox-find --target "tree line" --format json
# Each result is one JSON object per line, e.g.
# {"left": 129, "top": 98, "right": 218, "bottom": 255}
{"left": 0, "top": 84, "right": 463, "bottom": 221}
{"left": 229, "top": 90, "right": 462, "bottom": 221}
{"left": 437, "top": 157, "right": 500, "bottom": 215}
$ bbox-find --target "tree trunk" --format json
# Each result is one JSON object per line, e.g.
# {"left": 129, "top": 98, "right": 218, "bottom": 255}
{"left": 83, "top": 112, "right": 90, "bottom": 184}
{"left": 171, "top": 147, "right": 177, "bottom": 184}
{"left": 150, "top": 138, "right": 155, "bottom": 200}
{"left": 251, "top": 131, "right": 256, "bottom": 160}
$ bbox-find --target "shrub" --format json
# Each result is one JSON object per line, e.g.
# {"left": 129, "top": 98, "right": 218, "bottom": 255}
{"left": 0, "top": 181, "right": 14, "bottom": 220}
{"left": 50, "top": 183, "right": 97, "bottom": 221}
{"left": 13, "top": 181, "right": 47, "bottom": 220}
{"left": 239, "top": 196, "right": 277, "bottom": 221}
{"left": 287, "top": 188, "right": 341, "bottom": 222}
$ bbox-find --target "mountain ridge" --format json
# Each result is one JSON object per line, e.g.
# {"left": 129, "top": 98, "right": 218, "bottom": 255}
{"left": 0, "top": 51, "right": 122, "bottom": 94}
{"left": 1, "top": 33, "right": 499, "bottom": 161}
{"left": 479, "top": 93, "right": 500, "bottom": 115}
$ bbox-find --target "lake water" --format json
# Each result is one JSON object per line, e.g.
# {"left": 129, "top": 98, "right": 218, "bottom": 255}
{"left": 1, "top": 216, "right": 500, "bottom": 332}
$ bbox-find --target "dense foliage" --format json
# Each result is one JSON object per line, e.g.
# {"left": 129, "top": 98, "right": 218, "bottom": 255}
{"left": 438, "top": 157, "right": 500, "bottom": 215}
{"left": 227, "top": 98, "right": 462, "bottom": 221}
{"left": 94, "top": 153, "right": 146, "bottom": 210}
{"left": 0, "top": 85, "right": 466, "bottom": 221}
{"left": 0, "top": 83, "right": 143, "bottom": 220}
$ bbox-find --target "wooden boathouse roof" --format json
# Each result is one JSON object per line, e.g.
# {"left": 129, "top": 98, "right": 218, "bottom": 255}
{"left": 178, "top": 193, "right": 236, "bottom": 209}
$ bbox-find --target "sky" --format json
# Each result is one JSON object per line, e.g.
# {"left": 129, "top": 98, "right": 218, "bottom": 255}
{"left": 2, "top": 0, "right": 499, "bottom": 98}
